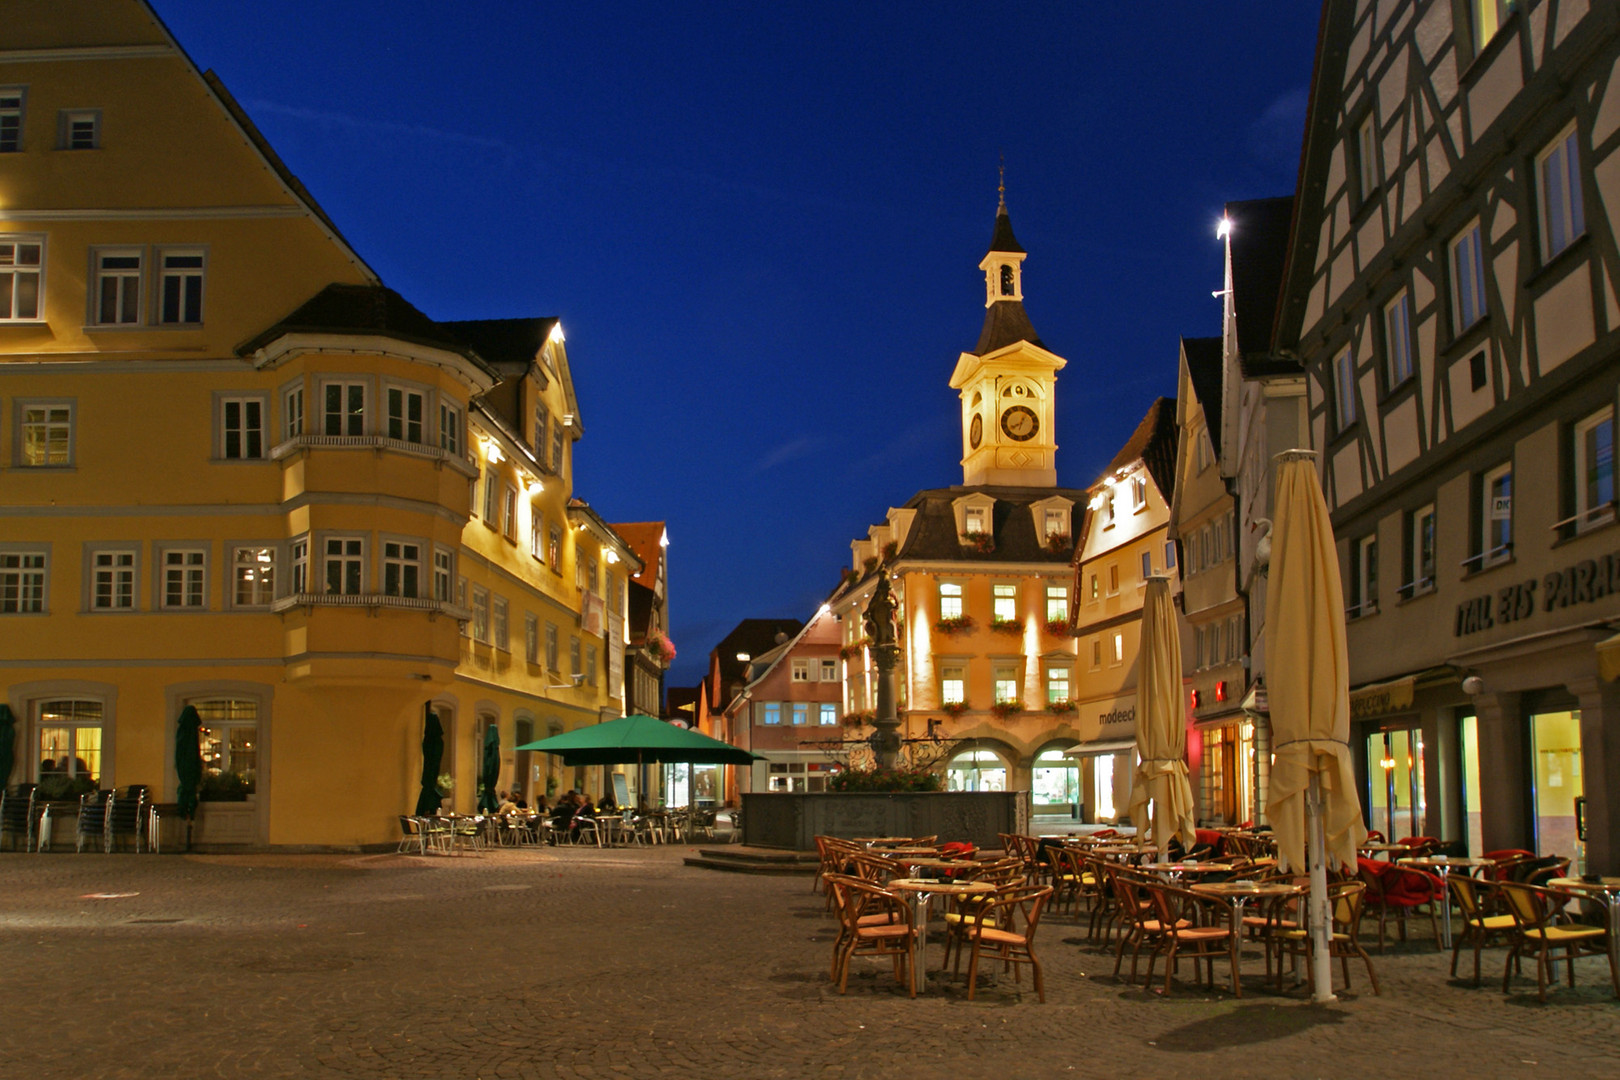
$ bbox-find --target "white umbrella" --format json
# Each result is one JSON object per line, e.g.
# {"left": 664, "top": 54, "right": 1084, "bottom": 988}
{"left": 1264, "top": 450, "right": 1368, "bottom": 1002}
{"left": 1127, "top": 575, "right": 1196, "bottom": 857}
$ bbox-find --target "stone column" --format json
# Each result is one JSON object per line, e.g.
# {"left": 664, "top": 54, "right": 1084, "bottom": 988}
{"left": 1473, "top": 691, "right": 1530, "bottom": 854}
{"left": 1571, "top": 677, "right": 1620, "bottom": 874}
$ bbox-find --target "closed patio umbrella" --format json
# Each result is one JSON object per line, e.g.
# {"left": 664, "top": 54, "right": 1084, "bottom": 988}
{"left": 478, "top": 723, "right": 500, "bottom": 814}
{"left": 0, "top": 703, "right": 15, "bottom": 790}
{"left": 1264, "top": 450, "right": 1369, "bottom": 1002}
{"left": 175, "top": 705, "right": 203, "bottom": 851}
{"left": 1127, "top": 575, "right": 1196, "bottom": 856}
{"left": 415, "top": 706, "right": 444, "bottom": 817}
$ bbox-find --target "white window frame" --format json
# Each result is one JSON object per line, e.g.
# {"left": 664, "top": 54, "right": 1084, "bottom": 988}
{"left": 992, "top": 583, "right": 1017, "bottom": 622}
{"left": 941, "top": 666, "right": 965, "bottom": 706}
{"left": 471, "top": 586, "right": 490, "bottom": 643}
{"left": 433, "top": 548, "right": 453, "bottom": 601}
{"left": 791, "top": 659, "right": 810, "bottom": 682}
{"left": 820, "top": 658, "right": 838, "bottom": 681}
{"left": 1111, "top": 632, "right": 1124, "bottom": 665}
{"left": 439, "top": 400, "right": 462, "bottom": 456}
{"left": 533, "top": 402, "right": 549, "bottom": 459}
{"left": 385, "top": 384, "right": 427, "bottom": 444}
{"left": 791, "top": 702, "right": 807, "bottom": 726}
{"left": 0, "top": 87, "right": 22, "bottom": 152}
{"left": 1351, "top": 534, "right": 1378, "bottom": 617}
{"left": 283, "top": 383, "right": 305, "bottom": 441}
{"left": 321, "top": 380, "right": 367, "bottom": 437}
{"left": 1043, "top": 508, "right": 1066, "bottom": 538}
{"left": 993, "top": 667, "right": 1019, "bottom": 705}
{"left": 1090, "top": 639, "right": 1101, "bottom": 670}
{"left": 1045, "top": 584, "right": 1068, "bottom": 622}
{"left": 17, "top": 399, "right": 73, "bottom": 466}
{"left": 569, "top": 636, "right": 581, "bottom": 675}
{"left": 156, "top": 248, "right": 204, "bottom": 324}
{"left": 1131, "top": 476, "right": 1147, "bottom": 510}
{"left": 939, "top": 581, "right": 963, "bottom": 621}
{"left": 290, "top": 537, "right": 309, "bottom": 597}
{"left": 1450, "top": 222, "right": 1487, "bottom": 334}
{"left": 88, "top": 546, "right": 138, "bottom": 612}
{"left": 1410, "top": 504, "right": 1437, "bottom": 597}
{"left": 1537, "top": 124, "right": 1585, "bottom": 264}
{"left": 382, "top": 539, "right": 422, "bottom": 598}
{"left": 1046, "top": 666, "right": 1070, "bottom": 704}
{"left": 60, "top": 108, "right": 99, "bottom": 149}
{"left": 545, "top": 622, "right": 559, "bottom": 670}
{"left": 762, "top": 702, "right": 782, "bottom": 725}
{"left": 502, "top": 485, "right": 518, "bottom": 541}
{"left": 230, "top": 545, "right": 275, "bottom": 609}
{"left": 0, "top": 234, "right": 43, "bottom": 321}
{"left": 964, "top": 507, "right": 987, "bottom": 535}
{"left": 1384, "top": 290, "right": 1413, "bottom": 388}
{"left": 585, "top": 643, "right": 597, "bottom": 685}
{"left": 159, "top": 546, "right": 208, "bottom": 610}
{"left": 1100, "top": 490, "right": 1116, "bottom": 529}
{"left": 322, "top": 535, "right": 365, "bottom": 596}
{"left": 493, "top": 596, "right": 509, "bottom": 652}
{"left": 91, "top": 247, "right": 142, "bottom": 325}
{"left": 218, "top": 394, "right": 267, "bottom": 460}
{"left": 524, "top": 612, "right": 539, "bottom": 663}
{"left": 1333, "top": 348, "right": 1357, "bottom": 429}
{"left": 529, "top": 505, "right": 545, "bottom": 562}
{"left": 819, "top": 703, "right": 838, "bottom": 726}
{"left": 1481, "top": 462, "right": 1513, "bottom": 568}
{"left": 1574, "top": 406, "right": 1615, "bottom": 532}
{"left": 34, "top": 698, "right": 105, "bottom": 786}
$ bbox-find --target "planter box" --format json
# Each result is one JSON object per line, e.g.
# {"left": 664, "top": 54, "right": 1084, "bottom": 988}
{"left": 741, "top": 790, "right": 1028, "bottom": 851}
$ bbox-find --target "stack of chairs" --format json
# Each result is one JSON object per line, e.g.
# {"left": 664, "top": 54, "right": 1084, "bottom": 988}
{"left": 0, "top": 784, "right": 41, "bottom": 852}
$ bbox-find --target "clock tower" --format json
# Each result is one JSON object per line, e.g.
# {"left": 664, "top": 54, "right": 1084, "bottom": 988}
{"left": 949, "top": 187, "right": 1066, "bottom": 487}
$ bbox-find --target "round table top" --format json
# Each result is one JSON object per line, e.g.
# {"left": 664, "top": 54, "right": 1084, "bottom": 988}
{"left": 854, "top": 837, "right": 916, "bottom": 846}
{"left": 1144, "top": 862, "right": 1235, "bottom": 875}
{"left": 888, "top": 878, "right": 995, "bottom": 895}
{"left": 873, "top": 848, "right": 940, "bottom": 859}
{"left": 1398, "top": 856, "right": 1495, "bottom": 869}
{"left": 1191, "top": 881, "right": 1302, "bottom": 899}
{"left": 1548, "top": 876, "right": 1620, "bottom": 892}
{"left": 1360, "top": 843, "right": 1409, "bottom": 853}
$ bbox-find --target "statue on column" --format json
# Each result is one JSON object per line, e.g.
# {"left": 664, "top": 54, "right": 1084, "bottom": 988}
{"left": 863, "top": 571, "right": 903, "bottom": 767}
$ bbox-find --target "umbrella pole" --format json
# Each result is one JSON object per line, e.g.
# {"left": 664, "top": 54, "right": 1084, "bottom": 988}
{"left": 1307, "top": 771, "right": 1335, "bottom": 1003}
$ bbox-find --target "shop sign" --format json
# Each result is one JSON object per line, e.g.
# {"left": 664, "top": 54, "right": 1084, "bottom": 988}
{"left": 1455, "top": 552, "right": 1620, "bottom": 637}
{"left": 1349, "top": 676, "right": 1415, "bottom": 720}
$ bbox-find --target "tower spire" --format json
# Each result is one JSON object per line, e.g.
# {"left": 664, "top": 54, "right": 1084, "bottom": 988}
{"left": 998, "top": 156, "right": 1006, "bottom": 213}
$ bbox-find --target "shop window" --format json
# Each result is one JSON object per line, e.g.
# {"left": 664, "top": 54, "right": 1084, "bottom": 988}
{"left": 194, "top": 698, "right": 258, "bottom": 800}
{"left": 947, "top": 749, "right": 1006, "bottom": 792}
{"left": 35, "top": 699, "right": 102, "bottom": 792}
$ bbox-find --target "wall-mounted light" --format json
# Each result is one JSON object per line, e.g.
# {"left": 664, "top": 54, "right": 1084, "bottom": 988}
{"left": 736, "top": 652, "right": 751, "bottom": 662}
{"left": 526, "top": 477, "right": 543, "bottom": 495}
{"left": 605, "top": 550, "right": 619, "bottom": 565}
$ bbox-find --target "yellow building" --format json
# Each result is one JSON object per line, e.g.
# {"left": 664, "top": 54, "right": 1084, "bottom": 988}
{"left": 1069, "top": 398, "right": 1183, "bottom": 825}
{"left": 0, "top": 0, "right": 640, "bottom": 848}
{"left": 830, "top": 195, "right": 1087, "bottom": 812}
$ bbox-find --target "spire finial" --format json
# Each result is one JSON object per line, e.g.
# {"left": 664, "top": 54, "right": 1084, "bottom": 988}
{"left": 997, "top": 154, "right": 1006, "bottom": 212}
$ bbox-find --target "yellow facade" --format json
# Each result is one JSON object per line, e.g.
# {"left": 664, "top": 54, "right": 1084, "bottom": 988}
{"left": 0, "top": 1, "right": 639, "bottom": 848}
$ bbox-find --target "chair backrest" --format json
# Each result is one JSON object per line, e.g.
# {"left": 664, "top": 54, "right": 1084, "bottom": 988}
{"left": 979, "top": 884, "right": 1052, "bottom": 943}
{"left": 399, "top": 815, "right": 420, "bottom": 836}
{"left": 1448, "top": 873, "right": 1486, "bottom": 920}
{"left": 107, "top": 789, "right": 144, "bottom": 835}
{"left": 78, "top": 789, "right": 112, "bottom": 834}
{"left": 1497, "top": 880, "right": 1556, "bottom": 932}
{"left": 827, "top": 873, "right": 909, "bottom": 932}
{"left": 1329, "top": 881, "right": 1367, "bottom": 931}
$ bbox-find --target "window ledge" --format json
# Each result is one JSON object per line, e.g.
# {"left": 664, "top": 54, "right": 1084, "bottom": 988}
{"left": 1552, "top": 512, "right": 1618, "bottom": 549}
{"left": 1459, "top": 8, "right": 1522, "bottom": 87}
{"left": 270, "top": 434, "right": 478, "bottom": 477}
{"left": 1524, "top": 233, "right": 1591, "bottom": 296}
{"left": 271, "top": 593, "right": 473, "bottom": 621}
{"left": 1462, "top": 555, "right": 1516, "bottom": 581}
{"left": 1397, "top": 586, "right": 1438, "bottom": 607}
{"left": 209, "top": 456, "right": 272, "bottom": 465}
{"left": 1439, "top": 318, "right": 1491, "bottom": 364}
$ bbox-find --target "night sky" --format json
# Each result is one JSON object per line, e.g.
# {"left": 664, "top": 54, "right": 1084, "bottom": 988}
{"left": 152, "top": 2, "right": 1322, "bottom": 690}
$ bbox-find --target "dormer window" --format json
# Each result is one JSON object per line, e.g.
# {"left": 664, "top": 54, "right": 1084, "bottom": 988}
{"left": 964, "top": 507, "right": 987, "bottom": 535}
{"left": 999, "top": 264, "right": 1015, "bottom": 296}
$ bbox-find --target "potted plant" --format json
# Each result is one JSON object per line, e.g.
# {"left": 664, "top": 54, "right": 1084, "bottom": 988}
{"left": 1043, "top": 617, "right": 1075, "bottom": 638}
{"left": 645, "top": 630, "right": 677, "bottom": 667}
{"left": 841, "top": 711, "right": 874, "bottom": 729}
{"left": 1046, "top": 698, "right": 1077, "bottom": 715}
{"left": 960, "top": 531, "right": 996, "bottom": 555}
{"left": 989, "top": 617, "right": 1021, "bottom": 634}
{"left": 881, "top": 540, "right": 898, "bottom": 563}
{"left": 941, "top": 700, "right": 970, "bottom": 717}
{"left": 827, "top": 765, "right": 943, "bottom": 793}
{"left": 990, "top": 700, "right": 1025, "bottom": 720}
{"left": 840, "top": 567, "right": 860, "bottom": 587}
{"left": 839, "top": 638, "right": 872, "bottom": 660}
{"left": 1044, "top": 532, "right": 1072, "bottom": 555}
{"left": 436, "top": 773, "right": 455, "bottom": 797}
{"left": 934, "top": 614, "right": 976, "bottom": 635}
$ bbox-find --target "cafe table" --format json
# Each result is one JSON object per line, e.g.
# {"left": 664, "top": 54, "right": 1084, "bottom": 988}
{"left": 1547, "top": 875, "right": 1620, "bottom": 998}
{"left": 1396, "top": 855, "right": 1495, "bottom": 949}
{"left": 885, "top": 877, "right": 996, "bottom": 994}
{"left": 1143, "top": 861, "right": 1237, "bottom": 882}
{"left": 1359, "top": 842, "right": 1409, "bottom": 861}
{"left": 1189, "top": 880, "right": 1304, "bottom": 995}
{"left": 853, "top": 837, "right": 919, "bottom": 848}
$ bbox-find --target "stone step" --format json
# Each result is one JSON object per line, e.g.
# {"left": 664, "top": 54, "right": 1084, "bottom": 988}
{"left": 697, "top": 846, "right": 817, "bottom": 864}
{"left": 684, "top": 848, "right": 819, "bottom": 875}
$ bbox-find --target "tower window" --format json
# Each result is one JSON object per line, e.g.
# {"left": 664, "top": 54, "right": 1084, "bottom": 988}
{"left": 999, "top": 264, "right": 1014, "bottom": 296}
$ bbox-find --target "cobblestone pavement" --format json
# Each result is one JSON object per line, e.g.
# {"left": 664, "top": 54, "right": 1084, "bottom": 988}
{"left": 2, "top": 846, "right": 1616, "bottom": 1080}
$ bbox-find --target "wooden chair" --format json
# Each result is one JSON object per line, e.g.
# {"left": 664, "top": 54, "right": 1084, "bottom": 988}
{"left": 1047, "top": 845, "right": 1088, "bottom": 915}
{"left": 1447, "top": 874, "right": 1515, "bottom": 985}
{"left": 962, "top": 884, "right": 1054, "bottom": 1001}
{"left": 1111, "top": 870, "right": 1182, "bottom": 985}
{"left": 1358, "top": 859, "right": 1441, "bottom": 951}
{"left": 1142, "top": 883, "right": 1241, "bottom": 995}
{"left": 1271, "top": 881, "right": 1379, "bottom": 995}
{"left": 940, "top": 862, "right": 1024, "bottom": 972}
{"left": 826, "top": 875, "right": 915, "bottom": 997}
{"left": 1498, "top": 880, "right": 1618, "bottom": 1002}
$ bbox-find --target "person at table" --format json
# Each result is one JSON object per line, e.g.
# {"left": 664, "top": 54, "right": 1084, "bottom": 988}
{"left": 598, "top": 789, "right": 619, "bottom": 814}
{"left": 547, "top": 791, "right": 579, "bottom": 841}
{"left": 496, "top": 791, "right": 519, "bottom": 815}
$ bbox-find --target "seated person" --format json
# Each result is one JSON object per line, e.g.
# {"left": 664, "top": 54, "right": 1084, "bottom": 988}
{"left": 571, "top": 794, "right": 597, "bottom": 839}
{"left": 598, "top": 790, "right": 619, "bottom": 813}
{"left": 496, "top": 791, "right": 519, "bottom": 815}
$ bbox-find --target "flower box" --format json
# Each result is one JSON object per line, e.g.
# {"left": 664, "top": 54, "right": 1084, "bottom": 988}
{"left": 1045, "top": 698, "right": 1077, "bottom": 715}
{"left": 989, "top": 618, "right": 1021, "bottom": 634}
{"left": 990, "top": 701, "right": 1025, "bottom": 719}
{"left": 934, "top": 615, "right": 976, "bottom": 635}
{"left": 960, "top": 532, "right": 996, "bottom": 555}
{"left": 940, "top": 700, "right": 970, "bottom": 717}
{"left": 1043, "top": 618, "right": 1075, "bottom": 638}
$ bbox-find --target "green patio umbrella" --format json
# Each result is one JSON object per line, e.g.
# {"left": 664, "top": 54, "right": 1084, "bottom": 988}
{"left": 515, "top": 713, "right": 761, "bottom": 767}
{"left": 415, "top": 706, "right": 445, "bottom": 816}
{"left": 175, "top": 705, "right": 203, "bottom": 851}
{"left": 0, "top": 703, "right": 15, "bottom": 790}
{"left": 478, "top": 723, "right": 501, "bottom": 813}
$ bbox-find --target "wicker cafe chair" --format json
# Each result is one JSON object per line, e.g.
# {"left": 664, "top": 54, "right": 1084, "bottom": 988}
{"left": 1111, "top": 870, "right": 1183, "bottom": 985}
{"left": 1142, "top": 883, "right": 1241, "bottom": 996}
{"left": 1448, "top": 875, "right": 1515, "bottom": 985}
{"left": 962, "top": 884, "right": 1054, "bottom": 1002}
{"left": 826, "top": 874, "right": 916, "bottom": 997}
{"left": 1047, "top": 845, "right": 1088, "bottom": 915}
{"left": 940, "top": 864, "right": 1024, "bottom": 973}
{"left": 1358, "top": 858, "right": 1442, "bottom": 952}
{"left": 1271, "top": 881, "right": 1379, "bottom": 996}
{"left": 1498, "top": 880, "right": 1618, "bottom": 1002}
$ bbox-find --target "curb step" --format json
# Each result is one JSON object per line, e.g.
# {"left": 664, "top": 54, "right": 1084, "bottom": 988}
{"left": 697, "top": 847, "right": 817, "bottom": 864}
{"left": 684, "top": 847, "right": 819, "bottom": 875}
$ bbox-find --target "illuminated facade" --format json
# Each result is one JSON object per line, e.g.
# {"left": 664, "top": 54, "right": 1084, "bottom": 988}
{"left": 0, "top": 1, "right": 642, "bottom": 847}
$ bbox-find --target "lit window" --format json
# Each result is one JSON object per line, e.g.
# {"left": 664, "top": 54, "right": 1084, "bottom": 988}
{"left": 1384, "top": 291, "right": 1412, "bottom": 387}
{"left": 1537, "top": 125, "right": 1585, "bottom": 263}
{"left": 322, "top": 382, "right": 365, "bottom": 437}
{"left": 941, "top": 666, "right": 965, "bottom": 706}
{"left": 1481, "top": 463, "right": 1512, "bottom": 567}
{"left": 92, "top": 549, "right": 137, "bottom": 610}
{"left": 193, "top": 698, "right": 258, "bottom": 799}
{"left": 0, "top": 88, "right": 22, "bottom": 152}
{"left": 60, "top": 109, "right": 98, "bottom": 149}
{"left": 993, "top": 583, "right": 1016, "bottom": 622}
{"left": 157, "top": 250, "right": 204, "bottom": 324}
{"left": 791, "top": 659, "right": 809, "bottom": 682}
{"left": 93, "top": 249, "right": 142, "bottom": 324}
{"left": 820, "top": 658, "right": 837, "bottom": 681}
{"left": 763, "top": 702, "right": 781, "bottom": 725}
{"left": 383, "top": 541, "right": 420, "bottom": 597}
{"left": 791, "top": 703, "right": 808, "bottom": 726}
{"left": 502, "top": 485, "right": 518, "bottom": 541}
{"left": 1047, "top": 667, "right": 1070, "bottom": 704}
{"left": 1112, "top": 632, "right": 1124, "bottom": 664}
{"left": 35, "top": 699, "right": 102, "bottom": 785}
{"left": 221, "top": 396, "right": 265, "bottom": 460}
{"left": 232, "top": 546, "right": 275, "bottom": 607}
{"left": 324, "top": 537, "right": 363, "bottom": 595}
{"left": 0, "top": 236, "right": 42, "bottom": 320}
{"left": 529, "top": 506, "right": 545, "bottom": 561}
{"left": 939, "top": 581, "right": 963, "bottom": 620}
{"left": 1100, "top": 490, "right": 1115, "bottom": 528}
{"left": 1131, "top": 476, "right": 1147, "bottom": 509}
{"left": 20, "top": 403, "right": 72, "bottom": 465}
{"left": 548, "top": 526, "right": 561, "bottom": 569}
{"left": 1089, "top": 574, "right": 1098, "bottom": 601}
{"left": 1574, "top": 407, "right": 1615, "bottom": 532}
{"left": 1334, "top": 348, "right": 1357, "bottom": 429}
{"left": 1470, "top": 0, "right": 1510, "bottom": 54}
{"left": 162, "top": 548, "right": 207, "bottom": 609}
{"left": 819, "top": 703, "right": 838, "bottom": 726}
{"left": 964, "top": 507, "right": 987, "bottom": 535}
{"left": 386, "top": 387, "right": 425, "bottom": 444}
{"left": 1045, "top": 584, "right": 1067, "bottom": 622}
{"left": 1043, "top": 508, "right": 1066, "bottom": 538}
{"left": 1450, "top": 223, "right": 1487, "bottom": 334}
{"left": 482, "top": 468, "right": 499, "bottom": 524}
{"left": 994, "top": 667, "right": 1019, "bottom": 705}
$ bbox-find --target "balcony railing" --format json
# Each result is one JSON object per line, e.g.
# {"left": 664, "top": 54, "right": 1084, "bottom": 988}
{"left": 270, "top": 434, "right": 478, "bottom": 476}
{"left": 271, "top": 592, "right": 473, "bottom": 621}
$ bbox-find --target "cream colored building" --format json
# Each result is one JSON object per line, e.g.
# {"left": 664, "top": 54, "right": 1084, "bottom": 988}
{"left": 0, "top": 0, "right": 641, "bottom": 848}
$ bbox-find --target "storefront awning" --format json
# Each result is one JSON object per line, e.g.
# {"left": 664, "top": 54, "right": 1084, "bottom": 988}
{"left": 1348, "top": 674, "right": 1416, "bottom": 721}
{"left": 1599, "top": 632, "right": 1620, "bottom": 682}
{"left": 1063, "top": 739, "right": 1135, "bottom": 759}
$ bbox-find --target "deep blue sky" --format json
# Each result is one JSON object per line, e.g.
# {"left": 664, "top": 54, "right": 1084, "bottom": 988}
{"left": 154, "top": 2, "right": 1322, "bottom": 690}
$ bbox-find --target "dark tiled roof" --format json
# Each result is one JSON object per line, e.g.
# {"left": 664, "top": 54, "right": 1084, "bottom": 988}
{"left": 442, "top": 317, "right": 559, "bottom": 373}
{"left": 237, "top": 283, "right": 484, "bottom": 361}
{"left": 1181, "top": 336, "right": 1223, "bottom": 440}
{"left": 1225, "top": 196, "right": 1294, "bottom": 359}
{"left": 887, "top": 485, "right": 1089, "bottom": 564}
{"left": 974, "top": 300, "right": 1044, "bottom": 355}
{"left": 1102, "top": 397, "right": 1179, "bottom": 501}
{"left": 711, "top": 618, "right": 805, "bottom": 689}
{"left": 987, "top": 205, "right": 1026, "bottom": 255}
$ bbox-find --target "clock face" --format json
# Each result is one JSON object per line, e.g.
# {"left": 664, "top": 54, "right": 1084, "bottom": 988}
{"left": 1001, "top": 404, "right": 1039, "bottom": 442}
{"left": 969, "top": 413, "right": 983, "bottom": 449}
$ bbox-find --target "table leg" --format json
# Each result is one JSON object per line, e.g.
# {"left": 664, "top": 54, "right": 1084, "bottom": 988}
{"left": 1229, "top": 897, "right": 1249, "bottom": 996}
{"left": 911, "top": 894, "right": 930, "bottom": 994}
{"left": 1608, "top": 894, "right": 1620, "bottom": 999}
{"left": 1438, "top": 868, "right": 1452, "bottom": 951}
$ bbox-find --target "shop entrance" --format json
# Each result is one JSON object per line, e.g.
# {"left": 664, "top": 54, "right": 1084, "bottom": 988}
{"left": 1367, "top": 725, "right": 1426, "bottom": 840}
{"left": 1530, "top": 709, "right": 1583, "bottom": 872}
{"left": 947, "top": 749, "right": 1007, "bottom": 792}
{"left": 1031, "top": 748, "right": 1079, "bottom": 818}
